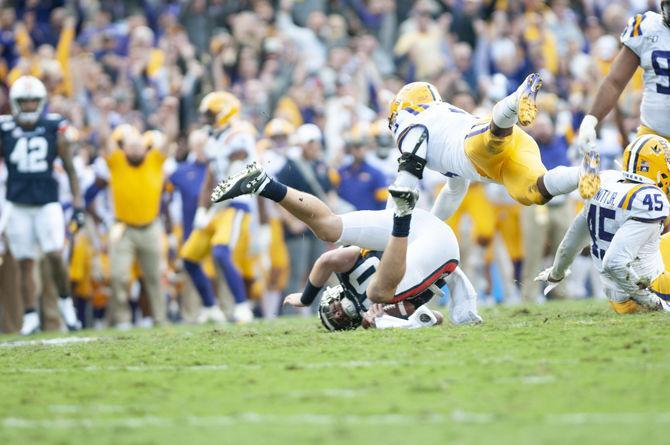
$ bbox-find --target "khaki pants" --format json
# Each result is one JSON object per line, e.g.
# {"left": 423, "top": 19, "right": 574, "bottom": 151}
{"left": 520, "top": 202, "right": 573, "bottom": 301}
{"left": 109, "top": 220, "right": 165, "bottom": 325}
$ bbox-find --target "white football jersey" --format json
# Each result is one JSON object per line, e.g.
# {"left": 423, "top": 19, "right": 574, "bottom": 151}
{"left": 621, "top": 12, "right": 670, "bottom": 136}
{"left": 585, "top": 170, "right": 667, "bottom": 283}
{"left": 205, "top": 122, "right": 256, "bottom": 183}
{"left": 391, "top": 102, "right": 483, "bottom": 181}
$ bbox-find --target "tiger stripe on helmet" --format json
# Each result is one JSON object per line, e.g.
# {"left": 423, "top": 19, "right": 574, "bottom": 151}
{"left": 627, "top": 134, "right": 655, "bottom": 174}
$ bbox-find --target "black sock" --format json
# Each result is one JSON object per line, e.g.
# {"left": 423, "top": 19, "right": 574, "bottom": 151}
{"left": 24, "top": 308, "right": 36, "bottom": 315}
{"left": 392, "top": 214, "right": 412, "bottom": 238}
{"left": 259, "top": 178, "right": 288, "bottom": 202}
{"left": 59, "top": 294, "right": 70, "bottom": 300}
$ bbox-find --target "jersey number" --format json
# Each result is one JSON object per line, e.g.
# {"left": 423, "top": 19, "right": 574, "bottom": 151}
{"left": 587, "top": 205, "right": 615, "bottom": 260}
{"left": 651, "top": 50, "right": 670, "bottom": 95}
{"left": 9, "top": 136, "right": 49, "bottom": 173}
{"left": 348, "top": 256, "right": 380, "bottom": 295}
{"left": 642, "top": 193, "right": 664, "bottom": 211}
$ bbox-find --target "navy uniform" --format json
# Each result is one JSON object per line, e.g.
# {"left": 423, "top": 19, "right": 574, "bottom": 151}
{"left": 0, "top": 113, "right": 67, "bottom": 259}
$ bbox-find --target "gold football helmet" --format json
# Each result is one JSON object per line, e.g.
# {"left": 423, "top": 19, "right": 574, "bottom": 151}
{"left": 199, "top": 91, "right": 240, "bottom": 129}
{"left": 622, "top": 134, "right": 670, "bottom": 195}
{"left": 388, "top": 82, "right": 442, "bottom": 130}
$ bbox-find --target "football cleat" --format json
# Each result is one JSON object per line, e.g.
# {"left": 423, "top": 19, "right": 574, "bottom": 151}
{"left": 578, "top": 149, "right": 601, "bottom": 199}
{"left": 389, "top": 185, "right": 419, "bottom": 217}
{"left": 516, "top": 73, "right": 542, "bottom": 127}
{"left": 58, "top": 297, "right": 82, "bottom": 331}
{"left": 211, "top": 162, "right": 270, "bottom": 203}
{"left": 233, "top": 301, "right": 254, "bottom": 324}
{"left": 196, "top": 305, "right": 226, "bottom": 324}
{"left": 20, "top": 312, "right": 40, "bottom": 336}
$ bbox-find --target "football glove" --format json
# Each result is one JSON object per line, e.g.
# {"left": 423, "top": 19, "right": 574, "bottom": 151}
{"left": 576, "top": 114, "right": 598, "bottom": 153}
{"left": 535, "top": 267, "right": 571, "bottom": 296}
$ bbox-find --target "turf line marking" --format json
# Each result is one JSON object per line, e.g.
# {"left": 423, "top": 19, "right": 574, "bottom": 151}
{"left": 4, "top": 357, "right": 669, "bottom": 374}
{"left": 0, "top": 337, "right": 100, "bottom": 348}
{"left": 4, "top": 412, "right": 670, "bottom": 429}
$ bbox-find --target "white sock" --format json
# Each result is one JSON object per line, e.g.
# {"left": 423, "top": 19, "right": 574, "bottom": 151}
{"left": 491, "top": 91, "right": 519, "bottom": 129}
{"left": 542, "top": 166, "right": 579, "bottom": 197}
{"left": 262, "top": 290, "right": 281, "bottom": 319}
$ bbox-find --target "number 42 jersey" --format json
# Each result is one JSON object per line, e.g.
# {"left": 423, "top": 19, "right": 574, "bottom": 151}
{"left": 621, "top": 11, "right": 670, "bottom": 136}
{"left": 0, "top": 114, "right": 65, "bottom": 206}
{"left": 586, "top": 170, "right": 668, "bottom": 280}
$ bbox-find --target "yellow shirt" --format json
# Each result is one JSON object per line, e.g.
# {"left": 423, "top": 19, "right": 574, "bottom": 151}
{"left": 107, "top": 148, "right": 166, "bottom": 226}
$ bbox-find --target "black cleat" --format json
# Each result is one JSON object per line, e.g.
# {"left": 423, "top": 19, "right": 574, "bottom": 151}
{"left": 388, "top": 185, "right": 419, "bottom": 216}
{"left": 211, "top": 162, "right": 269, "bottom": 203}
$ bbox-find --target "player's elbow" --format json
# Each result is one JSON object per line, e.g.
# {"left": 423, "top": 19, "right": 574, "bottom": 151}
{"left": 366, "top": 284, "right": 394, "bottom": 304}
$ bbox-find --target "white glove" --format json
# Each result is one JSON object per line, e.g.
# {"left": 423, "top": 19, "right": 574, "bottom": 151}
{"left": 535, "top": 267, "right": 571, "bottom": 296}
{"left": 193, "top": 207, "right": 211, "bottom": 230}
{"left": 577, "top": 114, "right": 598, "bottom": 153}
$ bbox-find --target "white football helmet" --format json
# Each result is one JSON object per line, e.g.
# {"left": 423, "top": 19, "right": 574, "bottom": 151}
{"left": 9, "top": 75, "right": 47, "bottom": 126}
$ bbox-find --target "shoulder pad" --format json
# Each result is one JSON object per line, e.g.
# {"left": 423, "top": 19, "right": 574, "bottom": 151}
{"left": 0, "top": 115, "right": 13, "bottom": 122}
{"left": 45, "top": 113, "right": 65, "bottom": 121}
{"left": 620, "top": 12, "right": 662, "bottom": 53}
{"left": 623, "top": 184, "right": 669, "bottom": 223}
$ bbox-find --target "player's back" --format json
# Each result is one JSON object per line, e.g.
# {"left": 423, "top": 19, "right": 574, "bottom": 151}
{"left": 585, "top": 170, "right": 667, "bottom": 278}
{"left": 0, "top": 113, "right": 64, "bottom": 206}
{"left": 620, "top": 11, "right": 670, "bottom": 135}
{"left": 392, "top": 102, "right": 480, "bottom": 178}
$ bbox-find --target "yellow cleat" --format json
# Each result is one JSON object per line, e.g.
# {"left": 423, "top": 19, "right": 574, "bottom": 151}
{"left": 517, "top": 73, "right": 542, "bottom": 127}
{"left": 579, "top": 149, "right": 601, "bottom": 199}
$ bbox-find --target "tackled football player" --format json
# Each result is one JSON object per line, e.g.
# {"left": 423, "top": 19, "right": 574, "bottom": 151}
{"left": 536, "top": 135, "right": 670, "bottom": 314}
{"left": 211, "top": 163, "right": 482, "bottom": 331}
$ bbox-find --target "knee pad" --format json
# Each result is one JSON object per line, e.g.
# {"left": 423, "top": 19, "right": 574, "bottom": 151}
{"left": 397, "top": 152, "right": 427, "bottom": 179}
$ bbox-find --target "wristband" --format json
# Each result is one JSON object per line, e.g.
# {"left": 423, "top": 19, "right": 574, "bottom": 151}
{"left": 300, "top": 279, "right": 323, "bottom": 306}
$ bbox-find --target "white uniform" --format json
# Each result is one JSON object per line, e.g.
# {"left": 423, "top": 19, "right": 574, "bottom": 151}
{"left": 391, "top": 102, "right": 483, "bottom": 180}
{"left": 206, "top": 124, "right": 257, "bottom": 184}
{"left": 552, "top": 170, "right": 668, "bottom": 302}
{"left": 621, "top": 12, "right": 670, "bottom": 136}
{"left": 338, "top": 208, "right": 478, "bottom": 324}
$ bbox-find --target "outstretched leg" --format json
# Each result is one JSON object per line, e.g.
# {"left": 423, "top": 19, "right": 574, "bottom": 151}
{"left": 210, "top": 162, "right": 391, "bottom": 247}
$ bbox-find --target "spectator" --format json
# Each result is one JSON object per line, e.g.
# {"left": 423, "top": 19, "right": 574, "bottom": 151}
{"left": 276, "top": 124, "right": 335, "bottom": 309}
{"left": 104, "top": 127, "right": 169, "bottom": 327}
{"left": 338, "top": 125, "right": 388, "bottom": 211}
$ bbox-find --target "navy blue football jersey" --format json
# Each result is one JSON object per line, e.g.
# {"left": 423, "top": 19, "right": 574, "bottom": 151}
{"left": 0, "top": 113, "right": 65, "bottom": 205}
{"left": 336, "top": 249, "right": 443, "bottom": 314}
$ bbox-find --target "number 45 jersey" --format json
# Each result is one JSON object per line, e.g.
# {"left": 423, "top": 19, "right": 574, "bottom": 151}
{"left": 0, "top": 114, "right": 64, "bottom": 206}
{"left": 586, "top": 170, "right": 668, "bottom": 281}
{"left": 621, "top": 11, "right": 670, "bottom": 136}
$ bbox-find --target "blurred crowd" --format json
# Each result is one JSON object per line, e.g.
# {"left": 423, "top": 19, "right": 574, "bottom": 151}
{"left": 0, "top": 0, "right": 658, "bottom": 332}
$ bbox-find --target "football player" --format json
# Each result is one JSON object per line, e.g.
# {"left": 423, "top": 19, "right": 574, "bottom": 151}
{"left": 0, "top": 76, "right": 83, "bottom": 334}
{"left": 211, "top": 162, "right": 482, "bottom": 330}
{"left": 577, "top": 1, "right": 670, "bottom": 148}
{"left": 179, "top": 92, "right": 257, "bottom": 323}
{"left": 536, "top": 135, "right": 670, "bottom": 314}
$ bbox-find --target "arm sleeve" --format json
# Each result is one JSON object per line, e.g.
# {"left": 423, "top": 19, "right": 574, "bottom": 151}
{"left": 431, "top": 177, "right": 470, "bottom": 221}
{"left": 601, "top": 219, "right": 661, "bottom": 294}
{"left": 396, "top": 124, "right": 428, "bottom": 159}
{"left": 551, "top": 209, "right": 591, "bottom": 279}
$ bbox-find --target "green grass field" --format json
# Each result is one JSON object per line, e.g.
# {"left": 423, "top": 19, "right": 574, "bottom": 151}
{"left": 0, "top": 299, "right": 669, "bottom": 445}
